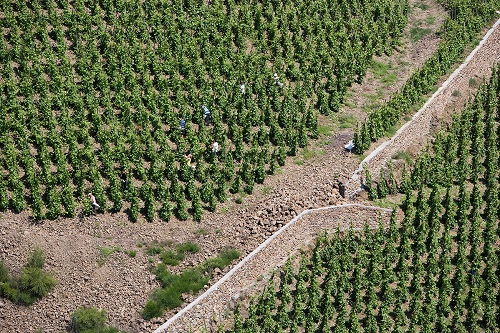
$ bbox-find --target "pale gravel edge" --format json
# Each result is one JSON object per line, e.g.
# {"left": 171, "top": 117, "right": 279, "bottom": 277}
{"left": 153, "top": 204, "right": 391, "bottom": 333}
{"left": 345, "top": 16, "right": 500, "bottom": 195}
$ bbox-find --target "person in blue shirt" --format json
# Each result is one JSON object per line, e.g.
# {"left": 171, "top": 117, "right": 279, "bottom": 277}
{"left": 202, "top": 106, "right": 211, "bottom": 126}
{"left": 180, "top": 117, "right": 186, "bottom": 136}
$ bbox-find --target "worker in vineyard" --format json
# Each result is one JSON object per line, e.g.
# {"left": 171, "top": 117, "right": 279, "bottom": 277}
{"left": 273, "top": 73, "right": 279, "bottom": 83}
{"left": 185, "top": 153, "right": 196, "bottom": 169}
{"left": 240, "top": 82, "right": 245, "bottom": 94}
{"left": 120, "top": 170, "right": 128, "bottom": 191}
{"left": 211, "top": 139, "right": 219, "bottom": 156}
{"left": 273, "top": 73, "right": 284, "bottom": 88}
{"left": 202, "top": 105, "right": 211, "bottom": 126}
{"left": 180, "top": 117, "right": 186, "bottom": 136}
{"left": 87, "top": 193, "right": 100, "bottom": 215}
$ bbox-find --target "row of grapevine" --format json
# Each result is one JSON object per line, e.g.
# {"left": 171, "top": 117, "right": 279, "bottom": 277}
{"left": 226, "top": 64, "right": 499, "bottom": 332}
{"left": 0, "top": 0, "right": 409, "bottom": 221}
{"left": 353, "top": 0, "right": 499, "bottom": 153}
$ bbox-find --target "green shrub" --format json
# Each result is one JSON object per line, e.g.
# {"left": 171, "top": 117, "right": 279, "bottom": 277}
{"left": 203, "top": 257, "right": 226, "bottom": 271}
{"left": 125, "top": 250, "right": 137, "bottom": 258}
{"left": 0, "top": 282, "right": 33, "bottom": 305}
{"left": 70, "top": 307, "right": 128, "bottom": 332}
{"left": 202, "top": 248, "right": 241, "bottom": 273}
{"left": 143, "top": 267, "right": 210, "bottom": 319}
{"left": 152, "top": 286, "right": 183, "bottom": 310}
{"left": 159, "top": 250, "right": 184, "bottom": 266}
{"left": 27, "top": 248, "right": 45, "bottom": 269}
{"left": 176, "top": 242, "right": 200, "bottom": 254}
{"left": 153, "top": 264, "right": 175, "bottom": 286}
{"left": 99, "top": 247, "right": 120, "bottom": 259}
{"left": 144, "top": 248, "right": 240, "bottom": 318}
{"left": 219, "top": 249, "right": 241, "bottom": 263}
{"left": 141, "top": 299, "right": 163, "bottom": 320}
{"left": 146, "top": 246, "right": 162, "bottom": 256}
{"left": 0, "top": 249, "right": 57, "bottom": 305}
{"left": 19, "top": 267, "right": 57, "bottom": 298}
{"left": 70, "top": 307, "right": 107, "bottom": 333}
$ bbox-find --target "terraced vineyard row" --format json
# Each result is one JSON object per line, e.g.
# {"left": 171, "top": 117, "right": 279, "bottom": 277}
{"left": 0, "top": 0, "right": 408, "bottom": 222}
{"left": 227, "top": 64, "right": 500, "bottom": 333}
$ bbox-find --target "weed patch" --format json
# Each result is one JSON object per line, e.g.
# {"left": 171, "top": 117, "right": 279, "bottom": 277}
{"left": 0, "top": 248, "right": 57, "bottom": 305}
{"left": 392, "top": 151, "right": 413, "bottom": 164}
{"left": 70, "top": 307, "right": 128, "bottom": 333}
{"left": 410, "top": 27, "right": 432, "bottom": 43}
{"left": 338, "top": 114, "right": 357, "bottom": 129}
{"left": 176, "top": 242, "right": 200, "bottom": 254}
{"left": 97, "top": 246, "right": 121, "bottom": 266}
{"left": 414, "top": 2, "right": 430, "bottom": 10}
{"left": 142, "top": 248, "right": 241, "bottom": 319}
{"left": 159, "top": 250, "right": 184, "bottom": 266}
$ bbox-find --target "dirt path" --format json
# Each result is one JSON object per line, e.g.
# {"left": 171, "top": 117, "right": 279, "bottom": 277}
{"left": 2, "top": 1, "right": 492, "bottom": 333}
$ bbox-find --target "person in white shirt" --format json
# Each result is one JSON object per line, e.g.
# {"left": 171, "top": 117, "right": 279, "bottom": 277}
{"left": 273, "top": 73, "right": 284, "bottom": 88}
{"left": 87, "top": 193, "right": 100, "bottom": 215}
{"left": 211, "top": 140, "right": 219, "bottom": 155}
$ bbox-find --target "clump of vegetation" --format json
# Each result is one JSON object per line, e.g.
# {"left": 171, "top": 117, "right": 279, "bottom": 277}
{"left": 202, "top": 249, "right": 241, "bottom": 273}
{"left": 97, "top": 246, "right": 141, "bottom": 266}
{"left": 0, "top": 248, "right": 57, "bottom": 305}
{"left": 142, "top": 247, "right": 241, "bottom": 320}
{"left": 70, "top": 307, "right": 128, "bottom": 333}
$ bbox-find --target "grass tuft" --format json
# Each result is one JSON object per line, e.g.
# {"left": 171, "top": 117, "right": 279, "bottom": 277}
{"left": 143, "top": 248, "right": 241, "bottom": 319}
{"left": 392, "top": 151, "right": 412, "bottom": 164}
{"left": 176, "top": 242, "right": 200, "bottom": 254}
{"left": 410, "top": 26, "right": 432, "bottom": 43}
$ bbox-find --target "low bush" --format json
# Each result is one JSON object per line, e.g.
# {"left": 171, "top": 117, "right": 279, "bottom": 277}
{"left": 143, "top": 248, "right": 241, "bottom": 319}
{"left": 159, "top": 250, "right": 184, "bottom": 266}
{"left": 176, "top": 242, "right": 200, "bottom": 254}
{"left": 26, "top": 248, "right": 45, "bottom": 269}
{"left": 0, "top": 248, "right": 57, "bottom": 305}
{"left": 19, "top": 266, "right": 57, "bottom": 298}
{"left": 141, "top": 300, "right": 163, "bottom": 320}
{"left": 70, "top": 307, "right": 107, "bottom": 332}
{"left": 70, "top": 307, "right": 128, "bottom": 333}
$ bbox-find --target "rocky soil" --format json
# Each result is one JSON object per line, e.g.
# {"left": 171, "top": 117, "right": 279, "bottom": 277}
{"left": 2, "top": 2, "right": 498, "bottom": 333}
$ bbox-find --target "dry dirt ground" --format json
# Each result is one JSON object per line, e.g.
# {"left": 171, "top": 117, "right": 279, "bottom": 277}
{"left": 1, "top": 1, "right": 494, "bottom": 332}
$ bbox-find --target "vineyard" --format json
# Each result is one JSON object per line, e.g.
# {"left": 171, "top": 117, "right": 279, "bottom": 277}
{"left": 227, "top": 64, "right": 500, "bottom": 332}
{"left": 0, "top": 0, "right": 409, "bottom": 222}
{"left": 353, "top": 0, "right": 498, "bottom": 153}
{"left": 1, "top": 0, "right": 500, "bottom": 332}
